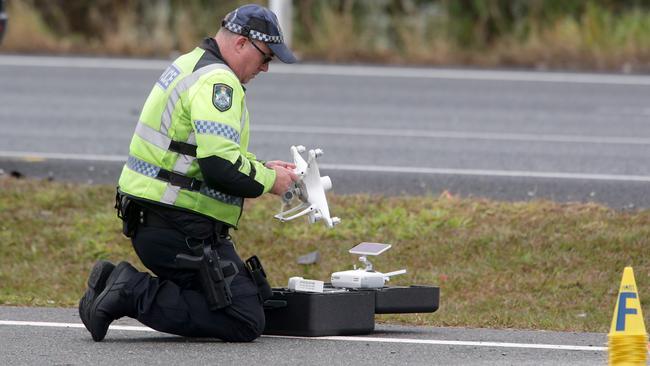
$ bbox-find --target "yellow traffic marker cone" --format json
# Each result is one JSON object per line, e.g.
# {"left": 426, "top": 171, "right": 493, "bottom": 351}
{"left": 608, "top": 266, "right": 648, "bottom": 365}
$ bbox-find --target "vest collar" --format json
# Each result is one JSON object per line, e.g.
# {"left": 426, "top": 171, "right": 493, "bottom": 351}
{"left": 199, "top": 37, "right": 245, "bottom": 92}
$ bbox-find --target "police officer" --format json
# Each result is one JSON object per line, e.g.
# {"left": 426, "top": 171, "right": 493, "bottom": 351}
{"left": 78, "top": 4, "right": 298, "bottom": 342}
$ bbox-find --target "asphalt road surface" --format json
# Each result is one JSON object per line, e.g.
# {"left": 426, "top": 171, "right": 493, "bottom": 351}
{"left": 0, "top": 306, "right": 607, "bottom": 366}
{"left": 2, "top": 55, "right": 650, "bottom": 208}
{"left": 1, "top": 55, "right": 643, "bottom": 364}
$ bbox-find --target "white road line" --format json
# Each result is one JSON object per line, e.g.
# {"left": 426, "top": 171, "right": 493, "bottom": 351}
{"left": 0, "top": 320, "right": 153, "bottom": 332}
{"left": 264, "top": 335, "right": 607, "bottom": 352}
{"left": 0, "top": 320, "right": 606, "bottom": 352}
{"left": 2, "top": 150, "right": 650, "bottom": 183}
{"left": 0, "top": 56, "right": 170, "bottom": 70}
{"left": 0, "top": 151, "right": 126, "bottom": 162}
{"left": 252, "top": 124, "right": 650, "bottom": 145}
{"left": 320, "top": 164, "right": 650, "bottom": 182}
{"left": 1, "top": 55, "right": 650, "bottom": 85}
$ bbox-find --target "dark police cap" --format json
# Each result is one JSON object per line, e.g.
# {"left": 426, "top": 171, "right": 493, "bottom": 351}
{"left": 222, "top": 4, "right": 297, "bottom": 64}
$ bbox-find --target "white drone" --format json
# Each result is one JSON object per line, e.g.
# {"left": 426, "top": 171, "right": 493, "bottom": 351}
{"left": 274, "top": 145, "right": 341, "bottom": 228}
{"left": 331, "top": 243, "right": 406, "bottom": 289}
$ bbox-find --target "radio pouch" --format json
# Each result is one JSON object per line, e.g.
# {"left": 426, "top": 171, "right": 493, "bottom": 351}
{"left": 115, "top": 189, "right": 139, "bottom": 238}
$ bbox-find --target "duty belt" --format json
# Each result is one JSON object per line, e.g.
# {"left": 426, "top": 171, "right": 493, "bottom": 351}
{"left": 134, "top": 203, "right": 230, "bottom": 238}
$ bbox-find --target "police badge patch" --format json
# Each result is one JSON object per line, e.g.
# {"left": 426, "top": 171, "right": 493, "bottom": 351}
{"left": 212, "top": 84, "right": 233, "bottom": 112}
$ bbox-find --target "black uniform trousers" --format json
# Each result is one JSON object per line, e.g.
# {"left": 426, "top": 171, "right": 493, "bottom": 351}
{"left": 125, "top": 218, "right": 265, "bottom": 342}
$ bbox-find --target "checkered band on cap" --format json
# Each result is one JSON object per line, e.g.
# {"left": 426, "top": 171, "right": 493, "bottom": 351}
{"left": 193, "top": 120, "right": 240, "bottom": 144}
{"left": 223, "top": 21, "right": 283, "bottom": 44}
{"left": 223, "top": 21, "right": 244, "bottom": 35}
{"left": 200, "top": 185, "right": 243, "bottom": 206}
{"left": 249, "top": 29, "right": 282, "bottom": 43}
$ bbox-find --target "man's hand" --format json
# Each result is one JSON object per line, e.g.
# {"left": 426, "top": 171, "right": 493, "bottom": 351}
{"left": 265, "top": 160, "right": 296, "bottom": 170}
{"left": 270, "top": 166, "right": 299, "bottom": 195}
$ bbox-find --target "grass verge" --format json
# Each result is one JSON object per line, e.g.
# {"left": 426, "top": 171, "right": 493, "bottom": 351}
{"left": 4, "top": 1, "right": 650, "bottom": 72}
{"left": 1, "top": 177, "right": 648, "bottom": 332}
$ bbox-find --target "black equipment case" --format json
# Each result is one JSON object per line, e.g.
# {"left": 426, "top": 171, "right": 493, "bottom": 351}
{"left": 263, "top": 285, "right": 439, "bottom": 336}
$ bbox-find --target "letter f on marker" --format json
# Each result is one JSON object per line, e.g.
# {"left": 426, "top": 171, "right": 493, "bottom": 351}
{"left": 616, "top": 292, "right": 638, "bottom": 331}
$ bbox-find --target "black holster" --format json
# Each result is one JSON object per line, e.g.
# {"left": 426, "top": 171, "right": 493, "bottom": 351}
{"left": 115, "top": 189, "right": 140, "bottom": 238}
{"left": 245, "top": 255, "right": 272, "bottom": 301}
{"left": 175, "top": 241, "right": 234, "bottom": 310}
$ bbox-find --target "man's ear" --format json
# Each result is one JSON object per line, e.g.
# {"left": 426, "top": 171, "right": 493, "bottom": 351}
{"left": 234, "top": 36, "right": 247, "bottom": 53}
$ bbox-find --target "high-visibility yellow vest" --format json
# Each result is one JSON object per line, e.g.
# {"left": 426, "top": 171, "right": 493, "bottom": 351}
{"left": 118, "top": 46, "right": 276, "bottom": 227}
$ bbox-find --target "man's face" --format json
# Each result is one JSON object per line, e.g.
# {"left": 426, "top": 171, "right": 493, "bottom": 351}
{"left": 238, "top": 39, "right": 274, "bottom": 84}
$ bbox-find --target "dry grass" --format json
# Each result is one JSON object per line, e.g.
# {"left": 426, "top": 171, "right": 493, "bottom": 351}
{"left": 1, "top": 0, "right": 245, "bottom": 57}
{"left": 1, "top": 1, "right": 62, "bottom": 53}
{"left": 483, "top": 8, "right": 650, "bottom": 71}
{"left": 3, "top": 1, "right": 650, "bottom": 71}
{"left": 1, "top": 177, "right": 649, "bottom": 332}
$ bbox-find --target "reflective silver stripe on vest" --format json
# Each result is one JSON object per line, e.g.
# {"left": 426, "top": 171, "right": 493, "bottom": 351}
{"left": 171, "top": 154, "right": 195, "bottom": 176}
{"left": 160, "top": 185, "right": 181, "bottom": 205}
{"left": 160, "top": 63, "right": 235, "bottom": 135}
{"left": 135, "top": 121, "right": 198, "bottom": 159}
{"left": 134, "top": 121, "right": 197, "bottom": 202}
{"left": 172, "top": 131, "right": 197, "bottom": 177}
{"left": 135, "top": 121, "right": 174, "bottom": 151}
{"left": 126, "top": 155, "right": 241, "bottom": 206}
{"left": 163, "top": 158, "right": 194, "bottom": 204}
{"left": 187, "top": 131, "right": 197, "bottom": 145}
{"left": 193, "top": 120, "right": 240, "bottom": 143}
{"left": 240, "top": 100, "right": 247, "bottom": 132}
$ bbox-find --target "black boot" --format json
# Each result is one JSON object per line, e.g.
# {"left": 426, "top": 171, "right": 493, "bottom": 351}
{"left": 88, "top": 261, "right": 140, "bottom": 342}
{"left": 79, "top": 260, "right": 115, "bottom": 333}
